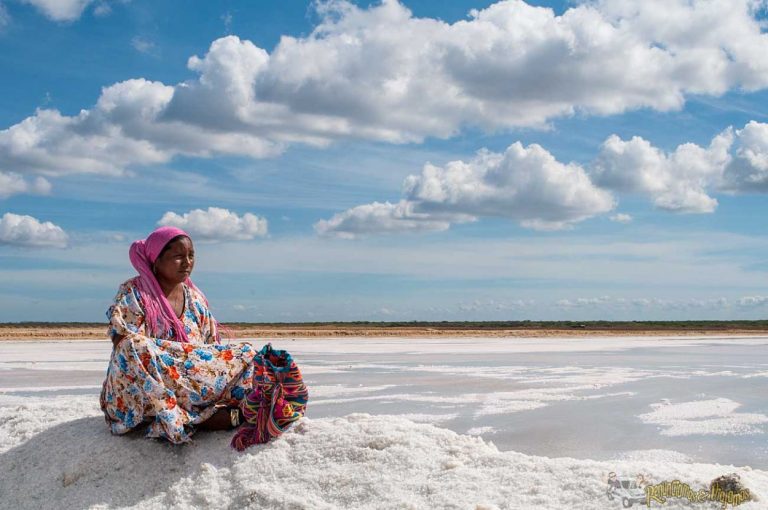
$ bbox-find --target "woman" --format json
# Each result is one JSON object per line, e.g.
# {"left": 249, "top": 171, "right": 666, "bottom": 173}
{"left": 100, "top": 226, "right": 285, "bottom": 444}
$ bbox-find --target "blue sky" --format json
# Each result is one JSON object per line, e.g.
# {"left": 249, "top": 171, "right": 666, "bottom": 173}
{"left": 1, "top": 0, "right": 768, "bottom": 322}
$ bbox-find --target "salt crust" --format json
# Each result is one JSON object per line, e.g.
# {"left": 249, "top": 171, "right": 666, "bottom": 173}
{"left": 638, "top": 398, "right": 768, "bottom": 436}
{"left": 1, "top": 396, "right": 766, "bottom": 510}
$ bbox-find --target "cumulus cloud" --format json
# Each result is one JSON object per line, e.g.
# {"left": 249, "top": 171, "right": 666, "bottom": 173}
{"left": 317, "top": 142, "right": 615, "bottom": 237}
{"left": 0, "top": 212, "right": 68, "bottom": 247}
{"left": 592, "top": 131, "right": 733, "bottom": 213}
{"left": 0, "top": 78, "right": 282, "bottom": 177}
{"left": 722, "top": 121, "right": 768, "bottom": 192}
{"left": 318, "top": 118, "right": 768, "bottom": 237}
{"left": 158, "top": 207, "right": 268, "bottom": 241}
{"left": 0, "top": 172, "right": 51, "bottom": 199}
{"left": 0, "top": 96, "right": 167, "bottom": 176}
{"left": 593, "top": 120, "right": 768, "bottom": 211}
{"left": 408, "top": 144, "right": 615, "bottom": 229}
{"left": 19, "top": 0, "right": 96, "bottom": 21}
{"left": 3, "top": 0, "right": 768, "bottom": 178}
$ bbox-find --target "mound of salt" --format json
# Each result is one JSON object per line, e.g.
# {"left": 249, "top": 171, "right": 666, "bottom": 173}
{"left": 1, "top": 396, "right": 766, "bottom": 509}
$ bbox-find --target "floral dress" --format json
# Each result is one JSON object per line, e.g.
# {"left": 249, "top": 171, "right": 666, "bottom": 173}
{"left": 100, "top": 277, "right": 258, "bottom": 444}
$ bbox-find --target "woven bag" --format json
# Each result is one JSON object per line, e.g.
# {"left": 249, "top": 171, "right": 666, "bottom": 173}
{"left": 231, "top": 343, "right": 309, "bottom": 451}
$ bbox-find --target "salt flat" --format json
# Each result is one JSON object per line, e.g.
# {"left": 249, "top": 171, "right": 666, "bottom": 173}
{"left": 1, "top": 336, "right": 766, "bottom": 509}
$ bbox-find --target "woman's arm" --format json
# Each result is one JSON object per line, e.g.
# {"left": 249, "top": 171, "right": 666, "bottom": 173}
{"left": 107, "top": 280, "right": 147, "bottom": 348}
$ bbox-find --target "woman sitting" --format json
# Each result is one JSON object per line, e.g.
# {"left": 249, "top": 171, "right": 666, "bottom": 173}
{"left": 100, "top": 226, "right": 274, "bottom": 444}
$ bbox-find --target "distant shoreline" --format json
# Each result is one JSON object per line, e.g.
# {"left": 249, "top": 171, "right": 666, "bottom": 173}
{"left": 2, "top": 321, "right": 768, "bottom": 340}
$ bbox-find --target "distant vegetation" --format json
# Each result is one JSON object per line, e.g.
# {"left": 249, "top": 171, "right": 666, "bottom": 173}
{"left": 3, "top": 320, "right": 768, "bottom": 330}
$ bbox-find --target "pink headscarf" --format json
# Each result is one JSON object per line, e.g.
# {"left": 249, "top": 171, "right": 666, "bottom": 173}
{"left": 129, "top": 226, "right": 210, "bottom": 343}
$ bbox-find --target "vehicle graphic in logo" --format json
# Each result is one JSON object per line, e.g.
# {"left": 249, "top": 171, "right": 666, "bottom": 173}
{"left": 606, "top": 471, "right": 647, "bottom": 508}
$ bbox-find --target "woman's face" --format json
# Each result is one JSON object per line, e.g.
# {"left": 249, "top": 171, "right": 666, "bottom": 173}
{"left": 153, "top": 236, "right": 195, "bottom": 285}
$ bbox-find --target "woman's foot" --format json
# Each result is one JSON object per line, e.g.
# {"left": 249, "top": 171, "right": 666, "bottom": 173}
{"left": 198, "top": 407, "right": 240, "bottom": 431}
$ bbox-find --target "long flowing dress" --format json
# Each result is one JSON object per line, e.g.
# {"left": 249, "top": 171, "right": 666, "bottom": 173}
{"left": 100, "top": 277, "right": 258, "bottom": 443}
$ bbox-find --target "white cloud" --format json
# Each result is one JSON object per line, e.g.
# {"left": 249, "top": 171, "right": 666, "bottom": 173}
{"left": 0, "top": 97, "right": 169, "bottom": 176}
{"left": 249, "top": 0, "right": 768, "bottom": 137}
{"left": 317, "top": 142, "right": 615, "bottom": 237}
{"left": 158, "top": 207, "right": 268, "bottom": 242}
{"left": 19, "top": 0, "right": 95, "bottom": 21}
{"left": 404, "top": 143, "right": 617, "bottom": 229}
{"left": 594, "top": 0, "right": 768, "bottom": 92}
{"left": 0, "top": 172, "right": 51, "bottom": 199}
{"left": 318, "top": 119, "right": 768, "bottom": 237}
{"left": 592, "top": 130, "right": 732, "bottom": 213}
{"left": 0, "top": 212, "right": 68, "bottom": 248}
{"left": 3, "top": 0, "right": 768, "bottom": 177}
{"left": 722, "top": 121, "right": 768, "bottom": 192}
{"left": 0, "top": 79, "right": 281, "bottom": 177}
{"left": 314, "top": 200, "right": 465, "bottom": 239}
{"left": 593, "top": 120, "right": 768, "bottom": 210}
{"left": 609, "top": 213, "right": 632, "bottom": 223}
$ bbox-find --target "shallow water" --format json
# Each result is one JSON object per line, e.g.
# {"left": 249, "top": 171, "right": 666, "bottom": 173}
{"left": 1, "top": 336, "right": 766, "bottom": 469}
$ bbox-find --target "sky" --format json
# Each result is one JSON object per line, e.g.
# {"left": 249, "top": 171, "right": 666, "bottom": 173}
{"left": 1, "top": 0, "right": 768, "bottom": 322}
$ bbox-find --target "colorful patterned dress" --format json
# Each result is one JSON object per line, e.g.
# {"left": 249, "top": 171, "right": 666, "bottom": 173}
{"left": 100, "top": 277, "right": 258, "bottom": 444}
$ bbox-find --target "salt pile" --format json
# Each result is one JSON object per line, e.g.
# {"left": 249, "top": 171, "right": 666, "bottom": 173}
{"left": 1, "top": 396, "right": 766, "bottom": 509}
